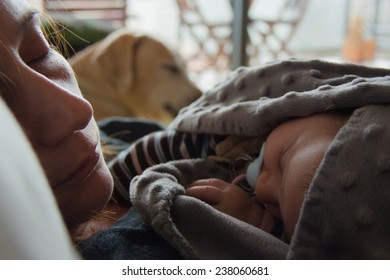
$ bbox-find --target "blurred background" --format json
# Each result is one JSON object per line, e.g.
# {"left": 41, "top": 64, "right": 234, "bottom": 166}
{"left": 30, "top": 0, "right": 390, "bottom": 90}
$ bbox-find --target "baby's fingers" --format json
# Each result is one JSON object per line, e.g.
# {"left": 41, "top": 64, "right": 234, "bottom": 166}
{"left": 186, "top": 185, "right": 223, "bottom": 205}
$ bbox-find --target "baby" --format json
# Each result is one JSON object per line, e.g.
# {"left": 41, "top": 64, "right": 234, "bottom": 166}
{"left": 186, "top": 111, "right": 349, "bottom": 241}
{"left": 109, "top": 111, "right": 349, "bottom": 242}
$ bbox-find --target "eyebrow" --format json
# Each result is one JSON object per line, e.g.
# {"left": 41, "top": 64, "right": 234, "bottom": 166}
{"left": 19, "top": 10, "right": 39, "bottom": 36}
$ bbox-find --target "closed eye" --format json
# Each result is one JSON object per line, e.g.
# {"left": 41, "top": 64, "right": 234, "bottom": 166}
{"left": 19, "top": 13, "right": 52, "bottom": 66}
{"left": 162, "top": 64, "right": 180, "bottom": 75}
{"left": 28, "top": 48, "right": 53, "bottom": 68}
{"left": 278, "top": 148, "right": 287, "bottom": 172}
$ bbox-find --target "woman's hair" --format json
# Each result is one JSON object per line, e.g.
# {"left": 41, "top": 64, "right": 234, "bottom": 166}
{"left": 70, "top": 209, "right": 116, "bottom": 243}
{"left": 40, "top": 13, "right": 74, "bottom": 58}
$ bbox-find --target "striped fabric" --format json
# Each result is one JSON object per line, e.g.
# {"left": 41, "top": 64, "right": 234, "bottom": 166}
{"left": 109, "top": 129, "right": 285, "bottom": 239}
{"left": 109, "top": 130, "right": 227, "bottom": 204}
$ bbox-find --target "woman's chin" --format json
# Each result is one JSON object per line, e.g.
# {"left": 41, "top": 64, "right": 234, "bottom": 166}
{"left": 55, "top": 160, "right": 114, "bottom": 232}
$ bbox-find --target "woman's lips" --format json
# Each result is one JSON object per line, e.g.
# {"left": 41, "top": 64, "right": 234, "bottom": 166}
{"left": 54, "top": 146, "right": 101, "bottom": 188}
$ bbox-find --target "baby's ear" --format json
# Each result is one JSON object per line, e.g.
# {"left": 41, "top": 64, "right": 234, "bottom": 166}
{"left": 90, "top": 30, "right": 141, "bottom": 89}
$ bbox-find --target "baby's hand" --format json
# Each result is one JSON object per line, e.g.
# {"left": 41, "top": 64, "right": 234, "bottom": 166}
{"left": 186, "top": 179, "right": 265, "bottom": 228}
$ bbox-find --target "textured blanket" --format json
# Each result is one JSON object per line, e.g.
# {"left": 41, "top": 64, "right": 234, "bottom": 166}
{"left": 130, "top": 59, "right": 390, "bottom": 259}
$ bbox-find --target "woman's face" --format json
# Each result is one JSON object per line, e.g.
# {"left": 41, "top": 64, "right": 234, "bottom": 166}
{"left": 0, "top": 0, "right": 113, "bottom": 229}
{"left": 255, "top": 113, "right": 347, "bottom": 239}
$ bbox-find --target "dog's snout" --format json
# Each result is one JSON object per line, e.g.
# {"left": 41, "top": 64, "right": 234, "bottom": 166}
{"left": 193, "top": 87, "right": 202, "bottom": 100}
{"left": 191, "top": 88, "right": 202, "bottom": 103}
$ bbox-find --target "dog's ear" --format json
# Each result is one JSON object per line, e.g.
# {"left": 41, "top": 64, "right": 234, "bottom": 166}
{"left": 90, "top": 30, "right": 141, "bottom": 89}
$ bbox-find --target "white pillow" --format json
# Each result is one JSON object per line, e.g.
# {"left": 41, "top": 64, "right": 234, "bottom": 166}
{"left": 0, "top": 99, "right": 79, "bottom": 259}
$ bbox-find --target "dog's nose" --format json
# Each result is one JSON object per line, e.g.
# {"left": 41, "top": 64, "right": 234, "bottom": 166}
{"left": 190, "top": 88, "right": 202, "bottom": 103}
{"left": 193, "top": 86, "right": 202, "bottom": 98}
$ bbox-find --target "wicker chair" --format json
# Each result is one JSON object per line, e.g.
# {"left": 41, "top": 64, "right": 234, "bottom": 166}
{"left": 176, "top": 0, "right": 309, "bottom": 71}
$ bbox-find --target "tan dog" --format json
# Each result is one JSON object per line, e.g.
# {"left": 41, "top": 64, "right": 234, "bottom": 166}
{"left": 69, "top": 29, "right": 202, "bottom": 125}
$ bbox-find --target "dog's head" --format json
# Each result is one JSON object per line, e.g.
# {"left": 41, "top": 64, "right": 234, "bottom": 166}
{"left": 88, "top": 29, "right": 202, "bottom": 123}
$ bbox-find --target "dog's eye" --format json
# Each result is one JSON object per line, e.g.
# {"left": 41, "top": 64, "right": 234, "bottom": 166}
{"left": 162, "top": 64, "right": 180, "bottom": 75}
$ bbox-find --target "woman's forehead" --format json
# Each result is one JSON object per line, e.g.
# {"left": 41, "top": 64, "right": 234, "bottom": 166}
{"left": 0, "top": 0, "right": 35, "bottom": 40}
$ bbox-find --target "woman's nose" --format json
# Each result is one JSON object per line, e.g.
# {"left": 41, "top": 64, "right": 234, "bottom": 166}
{"left": 22, "top": 71, "right": 94, "bottom": 146}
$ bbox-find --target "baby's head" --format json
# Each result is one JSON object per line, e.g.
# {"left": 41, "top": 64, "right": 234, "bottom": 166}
{"left": 249, "top": 111, "right": 350, "bottom": 240}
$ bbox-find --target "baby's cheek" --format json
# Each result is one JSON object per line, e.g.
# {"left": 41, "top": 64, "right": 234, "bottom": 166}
{"left": 281, "top": 189, "right": 306, "bottom": 240}
{"left": 258, "top": 210, "right": 277, "bottom": 233}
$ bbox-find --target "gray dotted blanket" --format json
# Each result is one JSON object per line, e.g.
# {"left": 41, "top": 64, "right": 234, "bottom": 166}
{"left": 131, "top": 59, "right": 390, "bottom": 259}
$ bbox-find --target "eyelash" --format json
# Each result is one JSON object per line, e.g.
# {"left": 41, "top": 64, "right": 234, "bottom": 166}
{"left": 162, "top": 64, "right": 180, "bottom": 74}
{"left": 25, "top": 26, "right": 53, "bottom": 67}
{"left": 27, "top": 48, "right": 51, "bottom": 66}
{"left": 277, "top": 148, "right": 286, "bottom": 171}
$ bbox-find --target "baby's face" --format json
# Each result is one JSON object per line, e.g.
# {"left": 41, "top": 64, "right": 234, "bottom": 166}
{"left": 254, "top": 113, "right": 347, "bottom": 239}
